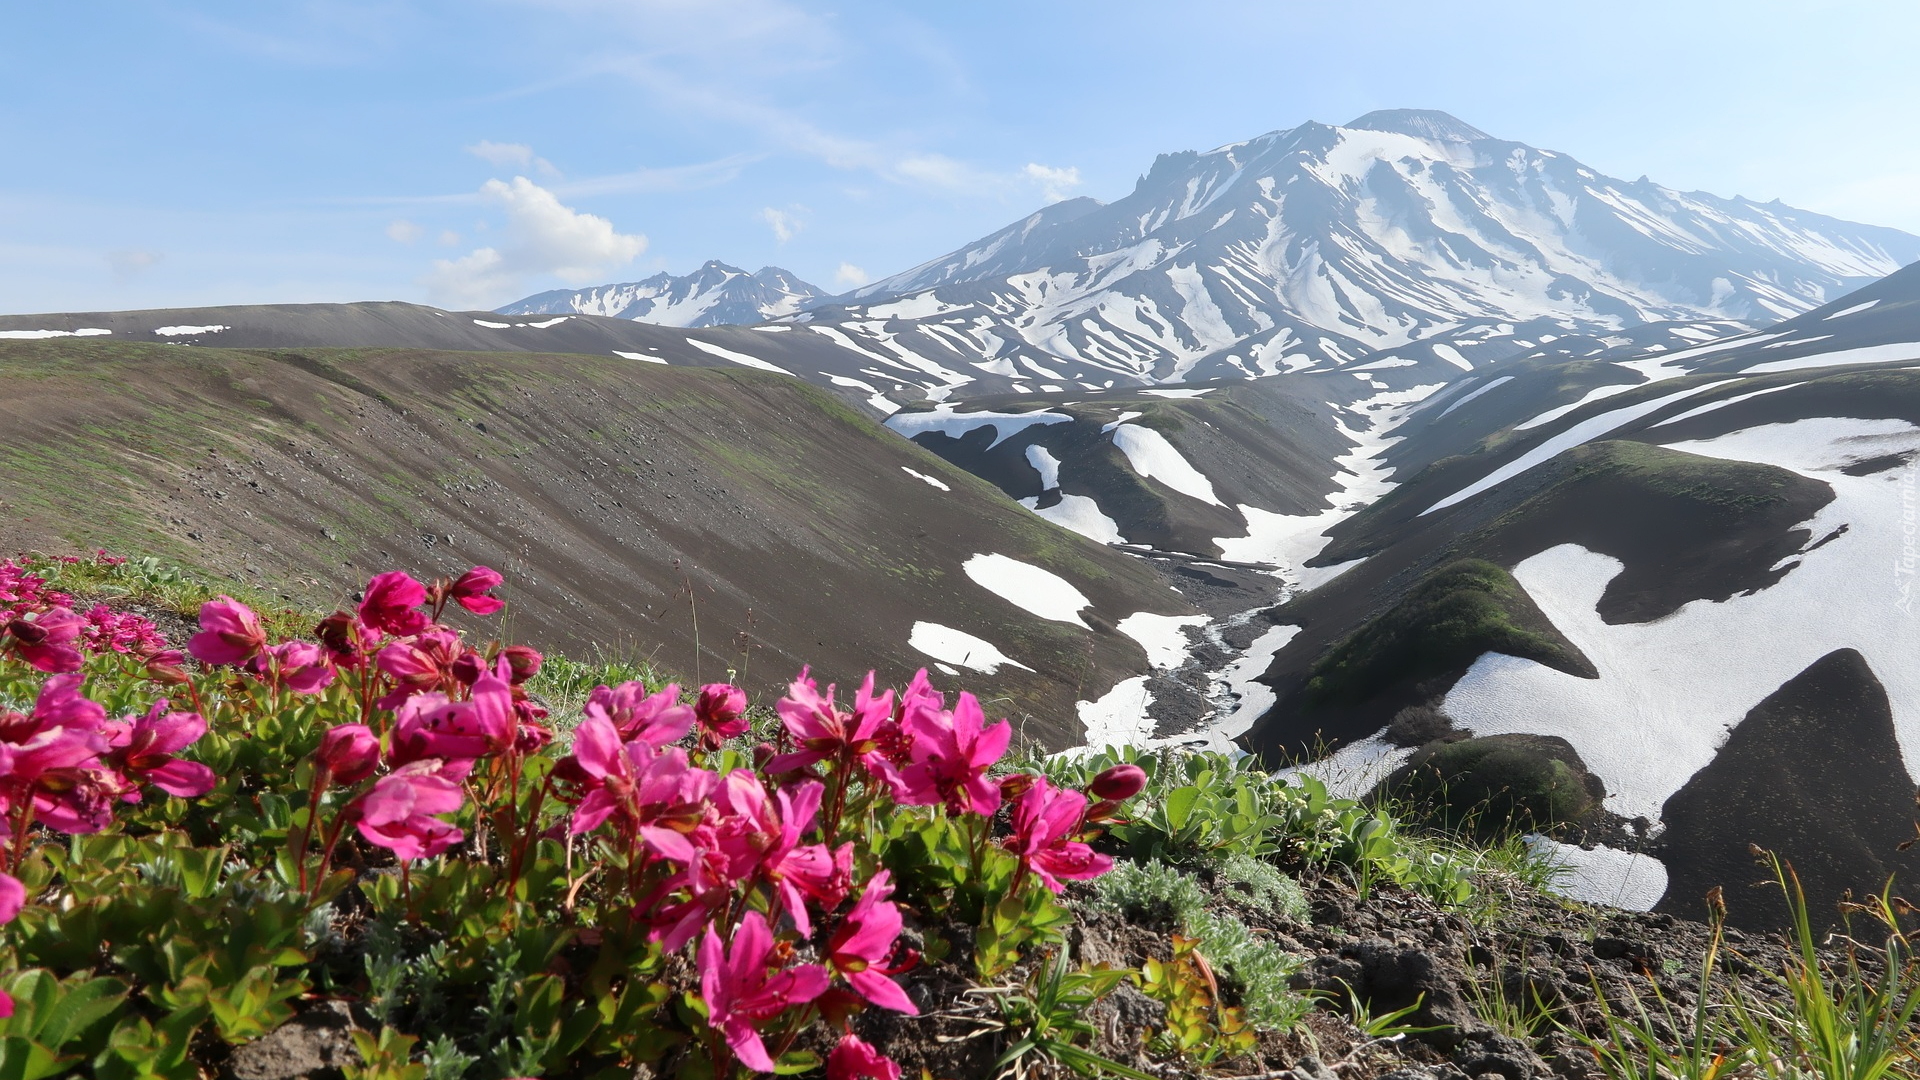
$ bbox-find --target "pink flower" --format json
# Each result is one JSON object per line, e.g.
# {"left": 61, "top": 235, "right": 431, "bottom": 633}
{"left": 375, "top": 627, "right": 469, "bottom": 707}
{"left": 767, "top": 669, "right": 895, "bottom": 776}
{"left": 257, "top": 641, "right": 336, "bottom": 695}
{"left": 825, "top": 870, "right": 918, "bottom": 1014}
{"left": 559, "top": 714, "right": 717, "bottom": 863}
{"left": 896, "top": 691, "right": 1011, "bottom": 817}
{"left": 387, "top": 694, "right": 493, "bottom": 780}
{"left": 5, "top": 608, "right": 84, "bottom": 673}
{"left": 585, "top": 681, "right": 694, "bottom": 748}
{"left": 828, "top": 1034, "right": 902, "bottom": 1080}
{"left": 354, "top": 762, "right": 465, "bottom": 860}
{"left": 186, "top": 597, "right": 266, "bottom": 667}
{"left": 695, "top": 683, "right": 750, "bottom": 743}
{"left": 0, "top": 673, "right": 106, "bottom": 743}
{"left": 716, "top": 773, "right": 849, "bottom": 933}
{"left": 105, "top": 701, "right": 214, "bottom": 800}
{"left": 314, "top": 610, "right": 372, "bottom": 669}
{"left": 698, "top": 910, "right": 829, "bottom": 1073}
{"left": 1004, "top": 777, "right": 1113, "bottom": 893}
{"left": 0, "top": 871, "right": 24, "bottom": 923}
{"left": 316, "top": 724, "right": 380, "bottom": 785}
{"left": 447, "top": 566, "right": 505, "bottom": 615}
{"left": 357, "top": 571, "right": 430, "bottom": 636}
{"left": 5, "top": 727, "right": 117, "bottom": 834}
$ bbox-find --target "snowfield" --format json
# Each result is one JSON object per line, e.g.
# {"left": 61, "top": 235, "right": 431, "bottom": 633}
{"left": 908, "top": 622, "right": 1031, "bottom": 674}
{"left": 963, "top": 553, "right": 1093, "bottom": 627}
{"left": 1444, "top": 417, "right": 1920, "bottom": 823}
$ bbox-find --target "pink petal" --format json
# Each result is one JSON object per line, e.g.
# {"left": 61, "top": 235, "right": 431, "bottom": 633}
{"left": 849, "top": 969, "right": 918, "bottom": 1015}
{"left": 147, "top": 759, "right": 216, "bottom": 798}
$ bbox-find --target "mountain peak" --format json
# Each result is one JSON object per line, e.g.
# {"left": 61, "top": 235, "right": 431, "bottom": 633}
{"left": 1344, "top": 109, "right": 1492, "bottom": 143}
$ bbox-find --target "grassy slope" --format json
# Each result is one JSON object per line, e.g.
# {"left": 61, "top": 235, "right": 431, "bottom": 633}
{"left": 0, "top": 340, "right": 1193, "bottom": 744}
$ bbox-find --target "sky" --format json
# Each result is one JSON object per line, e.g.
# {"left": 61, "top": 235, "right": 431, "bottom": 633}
{"left": 6, "top": 0, "right": 1920, "bottom": 315}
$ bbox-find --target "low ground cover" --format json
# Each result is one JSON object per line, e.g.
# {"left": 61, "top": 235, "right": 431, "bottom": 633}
{"left": 0, "top": 552, "right": 1911, "bottom": 1079}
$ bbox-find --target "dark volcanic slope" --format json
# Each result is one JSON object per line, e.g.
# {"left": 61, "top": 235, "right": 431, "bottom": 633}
{"left": 0, "top": 340, "right": 1193, "bottom": 744}
{"left": 1657, "top": 650, "right": 1920, "bottom": 932}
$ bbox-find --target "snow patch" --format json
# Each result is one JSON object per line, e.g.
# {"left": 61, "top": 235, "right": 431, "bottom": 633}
{"left": 1514, "top": 383, "right": 1637, "bottom": 431}
{"left": 1116, "top": 612, "right": 1208, "bottom": 670}
{"left": 1021, "top": 494, "right": 1123, "bottom": 543}
{"left": 153, "top": 324, "right": 229, "bottom": 336}
{"left": 1279, "top": 735, "right": 1416, "bottom": 801}
{"left": 1446, "top": 417, "right": 1920, "bottom": 821}
{"left": 909, "top": 622, "right": 1031, "bottom": 674}
{"left": 886, "top": 406, "right": 1071, "bottom": 450}
{"left": 1742, "top": 341, "right": 1920, "bottom": 375}
{"left": 0, "top": 328, "right": 111, "bottom": 339}
{"left": 613, "top": 350, "right": 668, "bottom": 364}
{"left": 1526, "top": 837, "right": 1668, "bottom": 912}
{"left": 1140, "top": 388, "right": 1216, "bottom": 398}
{"left": 963, "top": 553, "right": 1092, "bottom": 627}
{"left": 1438, "top": 376, "right": 1514, "bottom": 418}
{"left": 1078, "top": 676, "right": 1157, "bottom": 749}
{"left": 1110, "top": 424, "right": 1222, "bottom": 506}
{"left": 1424, "top": 381, "right": 1733, "bottom": 515}
{"left": 1026, "top": 444, "right": 1061, "bottom": 490}
{"left": 900, "top": 467, "right": 949, "bottom": 491}
{"left": 1823, "top": 299, "right": 1880, "bottom": 320}
{"left": 684, "top": 338, "right": 792, "bottom": 375}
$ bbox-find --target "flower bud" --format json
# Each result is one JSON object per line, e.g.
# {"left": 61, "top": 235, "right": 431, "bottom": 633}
{"left": 316, "top": 723, "right": 381, "bottom": 785}
{"left": 448, "top": 566, "right": 506, "bottom": 615}
{"left": 998, "top": 773, "right": 1036, "bottom": 802}
{"left": 1087, "top": 764, "right": 1147, "bottom": 802}
{"left": 752, "top": 742, "right": 777, "bottom": 772}
{"left": 143, "top": 648, "right": 191, "bottom": 686}
{"left": 314, "top": 610, "right": 368, "bottom": 667}
{"left": 500, "top": 644, "right": 542, "bottom": 684}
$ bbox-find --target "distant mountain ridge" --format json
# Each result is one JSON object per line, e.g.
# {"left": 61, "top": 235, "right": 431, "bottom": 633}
{"left": 500, "top": 260, "right": 822, "bottom": 328}
{"left": 786, "top": 108, "right": 1920, "bottom": 388}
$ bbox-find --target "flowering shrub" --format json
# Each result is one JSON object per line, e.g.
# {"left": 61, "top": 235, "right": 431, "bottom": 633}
{"left": 0, "top": 560, "right": 1142, "bottom": 1079}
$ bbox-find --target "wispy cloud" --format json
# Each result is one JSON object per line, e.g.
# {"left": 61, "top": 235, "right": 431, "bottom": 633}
{"left": 1023, "top": 163, "right": 1083, "bottom": 203}
{"left": 425, "top": 177, "right": 646, "bottom": 309}
{"left": 759, "top": 206, "right": 803, "bottom": 242}
{"left": 833, "top": 262, "right": 869, "bottom": 287}
{"left": 467, "top": 140, "right": 561, "bottom": 179}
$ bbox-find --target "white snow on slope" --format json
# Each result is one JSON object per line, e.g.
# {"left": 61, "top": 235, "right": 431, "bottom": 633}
{"left": 154, "top": 324, "right": 229, "bottom": 336}
{"left": 1514, "top": 383, "right": 1637, "bottom": 431}
{"left": 613, "top": 350, "right": 668, "bottom": 364}
{"left": 1110, "top": 424, "right": 1223, "bottom": 505}
{"left": 1141, "top": 388, "right": 1216, "bottom": 398}
{"left": 1444, "top": 416, "right": 1920, "bottom": 822}
{"left": 963, "top": 553, "right": 1092, "bottom": 627}
{"left": 1021, "top": 494, "right": 1123, "bottom": 543}
{"left": 1279, "top": 735, "right": 1416, "bottom": 800}
{"left": 1616, "top": 332, "right": 1784, "bottom": 382}
{"left": 1025, "top": 444, "right": 1062, "bottom": 489}
{"left": 0, "top": 328, "right": 111, "bottom": 339}
{"left": 1823, "top": 300, "right": 1880, "bottom": 320}
{"left": 1741, "top": 341, "right": 1920, "bottom": 375}
{"left": 1078, "top": 676, "right": 1158, "bottom": 748}
{"left": 909, "top": 622, "right": 1031, "bottom": 674}
{"left": 1526, "top": 837, "right": 1668, "bottom": 912}
{"left": 901, "top": 466, "right": 949, "bottom": 491}
{"left": 684, "top": 338, "right": 793, "bottom": 374}
{"left": 1216, "top": 385, "right": 1438, "bottom": 588}
{"left": 1648, "top": 382, "right": 1807, "bottom": 428}
{"left": 1423, "top": 381, "right": 1732, "bottom": 515}
{"left": 1116, "top": 611, "right": 1208, "bottom": 670}
{"left": 1438, "top": 375, "right": 1514, "bottom": 418}
{"left": 886, "top": 407, "right": 1072, "bottom": 449}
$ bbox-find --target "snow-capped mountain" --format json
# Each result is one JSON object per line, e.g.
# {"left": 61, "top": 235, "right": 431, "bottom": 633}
{"left": 501, "top": 261, "right": 822, "bottom": 328}
{"left": 791, "top": 109, "right": 1920, "bottom": 389}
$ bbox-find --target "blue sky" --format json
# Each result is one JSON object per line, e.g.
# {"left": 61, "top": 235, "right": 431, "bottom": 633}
{"left": 5, "top": 0, "right": 1920, "bottom": 314}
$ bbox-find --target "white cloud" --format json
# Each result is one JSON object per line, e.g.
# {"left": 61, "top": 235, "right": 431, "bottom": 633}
{"left": 759, "top": 206, "right": 801, "bottom": 242}
{"left": 386, "top": 219, "right": 425, "bottom": 244}
{"left": 424, "top": 177, "right": 647, "bottom": 309}
{"left": 1024, "top": 163, "right": 1083, "bottom": 203}
{"left": 438, "top": 229, "right": 462, "bottom": 246}
{"left": 834, "top": 262, "right": 869, "bottom": 287}
{"left": 466, "top": 140, "right": 560, "bottom": 178}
